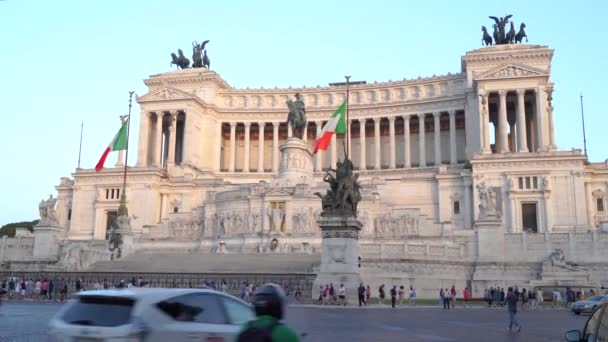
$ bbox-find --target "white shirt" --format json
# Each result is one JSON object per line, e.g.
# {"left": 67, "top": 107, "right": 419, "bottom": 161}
{"left": 338, "top": 287, "right": 346, "bottom": 296}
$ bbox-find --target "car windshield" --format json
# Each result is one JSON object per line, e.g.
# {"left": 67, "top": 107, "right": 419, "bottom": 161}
{"left": 61, "top": 295, "right": 135, "bottom": 327}
{"left": 586, "top": 296, "right": 604, "bottom": 302}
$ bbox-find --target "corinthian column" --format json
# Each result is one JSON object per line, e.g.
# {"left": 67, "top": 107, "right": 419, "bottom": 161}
{"left": 433, "top": 112, "right": 441, "bottom": 166}
{"left": 258, "top": 122, "right": 265, "bottom": 172}
{"left": 403, "top": 115, "right": 411, "bottom": 168}
{"left": 449, "top": 110, "right": 457, "bottom": 164}
{"left": 229, "top": 122, "right": 236, "bottom": 172}
{"left": 154, "top": 112, "right": 163, "bottom": 167}
{"left": 498, "top": 90, "right": 509, "bottom": 153}
{"left": 136, "top": 113, "right": 149, "bottom": 167}
{"left": 418, "top": 114, "right": 426, "bottom": 167}
{"left": 167, "top": 112, "right": 177, "bottom": 165}
{"left": 516, "top": 90, "right": 528, "bottom": 152}
{"left": 359, "top": 119, "right": 366, "bottom": 170}
{"left": 331, "top": 134, "right": 337, "bottom": 168}
{"left": 480, "top": 93, "right": 491, "bottom": 154}
{"left": 388, "top": 116, "right": 396, "bottom": 169}
{"left": 374, "top": 117, "right": 381, "bottom": 170}
{"left": 243, "top": 122, "right": 251, "bottom": 172}
{"left": 272, "top": 122, "right": 279, "bottom": 172}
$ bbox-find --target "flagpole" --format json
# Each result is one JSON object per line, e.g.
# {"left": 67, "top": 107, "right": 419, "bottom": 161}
{"left": 345, "top": 76, "right": 351, "bottom": 160}
{"left": 77, "top": 121, "right": 83, "bottom": 169}
{"left": 121, "top": 91, "right": 135, "bottom": 205}
{"left": 580, "top": 92, "right": 588, "bottom": 157}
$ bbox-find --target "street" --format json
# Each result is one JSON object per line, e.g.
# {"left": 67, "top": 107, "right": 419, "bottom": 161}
{"left": 0, "top": 302, "right": 587, "bottom": 342}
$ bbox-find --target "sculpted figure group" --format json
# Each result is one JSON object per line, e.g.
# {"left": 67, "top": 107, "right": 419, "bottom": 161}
{"left": 315, "top": 159, "right": 361, "bottom": 217}
{"left": 171, "top": 40, "right": 211, "bottom": 70}
{"left": 38, "top": 195, "right": 58, "bottom": 225}
{"left": 481, "top": 14, "right": 527, "bottom": 46}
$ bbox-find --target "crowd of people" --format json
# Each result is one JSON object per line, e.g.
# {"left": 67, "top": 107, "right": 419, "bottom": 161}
{"left": 482, "top": 286, "right": 594, "bottom": 309}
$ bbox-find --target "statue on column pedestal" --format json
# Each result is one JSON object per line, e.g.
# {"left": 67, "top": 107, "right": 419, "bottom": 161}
{"left": 315, "top": 159, "right": 361, "bottom": 217}
{"left": 286, "top": 93, "right": 307, "bottom": 140}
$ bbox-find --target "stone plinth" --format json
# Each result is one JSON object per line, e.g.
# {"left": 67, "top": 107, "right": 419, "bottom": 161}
{"left": 33, "top": 224, "right": 63, "bottom": 259}
{"left": 475, "top": 216, "right": 504, "bottom": 262}
{"left": 277, "top": 137, "right": 313, "bottom": 185}
{"left": 313, "top": 215, "right": 362, "bottom": 305}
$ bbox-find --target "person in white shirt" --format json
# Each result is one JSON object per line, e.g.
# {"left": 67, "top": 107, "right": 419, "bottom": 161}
{"left": 409, "top": 286, "right": 417, "bottom": 306}
{"left": 338, "top": 284, "right": 347, "bottom": 306}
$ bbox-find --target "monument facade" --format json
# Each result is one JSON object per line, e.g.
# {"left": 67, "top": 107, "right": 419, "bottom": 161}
{"left": 4, "top": 29, "right": 608, "bottom": 297}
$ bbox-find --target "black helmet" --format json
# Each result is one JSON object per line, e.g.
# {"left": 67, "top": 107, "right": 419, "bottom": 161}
{"left": 252, "top": 283, "right": 286, "bottom": 320}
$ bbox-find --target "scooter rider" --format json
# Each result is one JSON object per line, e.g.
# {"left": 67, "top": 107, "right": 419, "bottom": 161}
{"left": 236, "top": 283, "right": 300, "bottom": 342}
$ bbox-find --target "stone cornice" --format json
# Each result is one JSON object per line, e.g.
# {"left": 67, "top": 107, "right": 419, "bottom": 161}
{"left": 471, "top": 151, "right": 586, "bottom": 170}
{"left": 462, "top": 44, "right": 554, "bottom": 66}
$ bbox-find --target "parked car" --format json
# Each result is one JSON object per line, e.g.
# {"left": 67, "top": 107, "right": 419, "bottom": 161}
{"left": 48, "top": 288, "right": 255, "bottom": 342}
{"left": 565, "top": 303, "right": 608, "bottom": 341}
{"left": 571, "top": 295, "right": 608, "bottom": 315}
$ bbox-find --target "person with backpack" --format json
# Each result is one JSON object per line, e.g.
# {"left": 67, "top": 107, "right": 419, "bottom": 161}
{"left": 236, "top": 283, "right": 300, "bottom": 342}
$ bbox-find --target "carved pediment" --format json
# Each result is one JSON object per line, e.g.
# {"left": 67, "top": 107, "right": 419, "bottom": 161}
{"left": 263, "top": 187, "right": 294, "bottom": 197}
{"left": 137, "top": 87, "right": 194, "bottom": 102}
{"left": 475, "top": 64, "right": 548, "bottom": 80}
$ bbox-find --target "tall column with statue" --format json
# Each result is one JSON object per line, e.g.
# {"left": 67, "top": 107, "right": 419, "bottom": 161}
{"left": 312, "top": 159, "right": 362, "bottom": 305}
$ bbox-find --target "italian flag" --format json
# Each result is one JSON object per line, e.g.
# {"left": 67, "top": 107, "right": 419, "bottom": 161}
{"left": 313, "top": 99, "right": 347, "bottom": 154}
{"left": 95, "top": 119, "right": 129, "bottom": 172}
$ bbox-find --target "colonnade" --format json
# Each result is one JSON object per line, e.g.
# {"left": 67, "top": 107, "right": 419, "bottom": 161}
{"left": 479, "top": 87, "right": 555, "bottom": 154}
{"left": 221, "top": 110, "right": 463, "bottom": 173}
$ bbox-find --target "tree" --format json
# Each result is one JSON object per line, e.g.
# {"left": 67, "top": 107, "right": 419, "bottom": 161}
{"left": 0, "top": 220, "right": 39, "bottom": 237}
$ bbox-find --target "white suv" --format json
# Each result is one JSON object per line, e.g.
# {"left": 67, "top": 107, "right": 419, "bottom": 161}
{"left": 48, "top": 288, "right": 255, "bottom": 342}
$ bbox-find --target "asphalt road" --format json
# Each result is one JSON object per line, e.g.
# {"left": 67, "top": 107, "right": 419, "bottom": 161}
{"left": 0, "top": 302, "right": 587, "bottom": 342}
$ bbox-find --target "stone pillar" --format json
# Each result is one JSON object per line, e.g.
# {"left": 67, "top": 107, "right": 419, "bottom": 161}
{"left": 243, "top": 122, "right": 251, "bottom": 172}
{"left": 331, "top": 134, "right": 337, "bottom": 168}
{"left": 535, "top": 87, "right": 545, "bottom": 151}
{"left": 312, "top": 215, "right": 362, "bottom": 305}
{"left": 258, "top": 123, "right": 265, "bottom": 172}
{"left": 403, "top": 115, "right": 411, "bottom": 168}
{"left": 272, "top": 122, "right": 279, "bottom": 173}
{"left": 116, "top": 118, "right": 126, "bottom": 167}
{"left": 418, "top": 114, "right": 426, "bottom": 167}
{"left": 303, "top": 123, "right": 308, "bottom": 142}
{"left": 287, "top": 124, "right": 293, "bottom": 138}
{"left": 136, "top": 113, "right": 149, "bottom": 167}
{"left": 160, "top": 193, "right": 167, "bottom": 221}
{"left": 433, "top": 112, "right": 441, "bottom": 166}
{"left": 498, "top": 90, "right": 509, "bottom": 153}
{"left": 388, "top": 116, "right": 396, "bottom": 168}
{"left": 480, "top": 93, "right": 491, "bottom": 154}
{"left": 359, "top": 119, "right": 366, "bottom": 170}
{"left": 547, "top": 90, "right": 556, "bottom": 150}
{"left": 516, "top": 89, "right": 529, "bottom": 152}
{"left": 167, "top": 112, "right": 177, "bottom": 165}
{"left": 229, "top": 122, "right": 237, "bottom": 172}
{"left": 154, "top": 112, "right": 163, "bottom": 167}
{"left": 449, "top": 111, "right": 457, "bottom": 164}
{"left": 374, "top": 117, "right": 381, "bottom": 170}
{"left": 509, "top": 122, "right": 516, "bottom": 152}
{"left": 315, "top": 121, "right": 323, "bottom": 171}
{"left": 463, "top": 177, "right": 472, "bottom": 229}
{"left": 586, "top": 182, "right": 594, "bottom": 227}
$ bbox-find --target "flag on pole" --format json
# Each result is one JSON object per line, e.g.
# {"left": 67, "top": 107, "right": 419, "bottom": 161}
{"left": 95, "top": 119, "right": 129, "bottom": 172}
{"left": 313, "top": 99, "right": 347, "bottom": 154}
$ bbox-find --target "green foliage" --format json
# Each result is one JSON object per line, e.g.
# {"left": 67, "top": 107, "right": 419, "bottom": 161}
{"left": 0, "top": 220, "right": 39, "bottom": 237}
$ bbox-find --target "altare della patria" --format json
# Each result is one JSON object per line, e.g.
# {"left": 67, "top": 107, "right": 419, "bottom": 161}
{"left": 3, "top": 15, "right": 608, "bottom": 299}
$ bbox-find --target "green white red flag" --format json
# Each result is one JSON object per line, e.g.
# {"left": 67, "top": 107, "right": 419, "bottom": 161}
{"left": 313, "top": 99, "right": 347, "bottom": 154}
{"left": 95, "top": 119, "right": 129, "bottom": 172}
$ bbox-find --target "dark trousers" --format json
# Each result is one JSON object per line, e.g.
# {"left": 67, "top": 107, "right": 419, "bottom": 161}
{"left": 444, "top": 298, "right": 450, "bottom": 309}
{"left": 358, "top": 294, "right": 365, "bottom": 306}
{"left": 391, "top": 296, "right": 396, "bottom": 308}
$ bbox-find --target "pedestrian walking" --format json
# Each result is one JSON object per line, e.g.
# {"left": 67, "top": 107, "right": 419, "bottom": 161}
{"left": 450, "top": 285, "right": 457, "bottom": 307}
{"left": 409, "top": 286, "right": 416, "bottom": 306}
{"left": 398, "top": 286, "right": 404, "bottom": 305}
{"left": 378, "top": 285, "right": 386, "bottom": 305}
{"left": 463, "top": 287, "right": 471, "bottom": 307}
{"left": 390, "top": 286, "right": 397, "bottom": 308}
{"left": 338, "top": 284, "right": 347, "bottom": 306}
{"left": 506, "top": 287, "right": 522, "bottom": 332}
{"left": 358, "top": 283, "right": 366, "bottom": 307}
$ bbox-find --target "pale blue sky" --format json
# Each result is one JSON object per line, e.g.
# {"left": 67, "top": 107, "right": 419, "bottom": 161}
{"left": 1, "top": 0, "right": 607, "bottom": 225}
